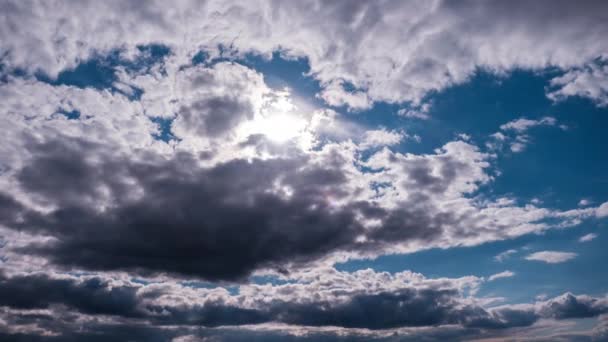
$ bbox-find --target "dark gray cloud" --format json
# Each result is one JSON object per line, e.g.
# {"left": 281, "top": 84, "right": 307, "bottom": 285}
{"left": 1, "top": 271, "right": 607, "bottom": 340}
{"left": 540, "top": 293, "right": 608, "bottom": 320}
{"left": 272, "top": 288, "right": 463, "bottom": 329}
{"left": 0, "top": 272, "right": 140, "bottom": 317}
{"left": 0, "top": 134, "right": 465, "bottom": 281}
{"left": 174, "top": 95, "right": 253, "bottom": 138}
{"left": 4, "top": 136, "right": 365, "bottom": 280}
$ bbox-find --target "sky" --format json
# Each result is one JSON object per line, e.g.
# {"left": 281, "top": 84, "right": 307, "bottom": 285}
{"left": 0, "top": 1, "right": 607, "bottom": 341}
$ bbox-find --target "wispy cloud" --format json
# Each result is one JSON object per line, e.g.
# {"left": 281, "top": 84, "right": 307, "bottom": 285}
{"left": 525, "top": 251, "right": 578, "bottom": 264}
{"left": 494, "top": 249, "right": 518, "bottom": 262}
{"left": 488, "top": 270, "right": 515, "bottom": 281}
{"left": 579, "top": 233, "right": 598, "bottom": 242}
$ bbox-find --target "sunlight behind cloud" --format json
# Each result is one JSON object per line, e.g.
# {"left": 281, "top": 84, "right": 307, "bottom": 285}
{"left": 240, "top": 89, "right": 308, "bottom": 143}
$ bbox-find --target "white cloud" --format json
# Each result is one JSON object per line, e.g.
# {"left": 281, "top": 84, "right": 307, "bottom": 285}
{"left": 2, "top": 1, "right": 608, "bottom": 110}
{"left": 488, "top": 270, "right": 515, "bottom": 281}
{"left": 0, "top": 56, "right": 603, "bottom": 273}
{"left": 597, "top": 202, "right": 608, "bottom": 218}
{"left": 491, "top": 116, "right": 561, "bottom": 153}
{"left": 359, "top": 129, "right": 404, "bottom": 149}
{"left": 397, "top": 103, "right": 431, "bottom": 120}
{"left": 494, "top": 249, "right": 518, "bottom": 262}
{"left": 318, "top": 80, "right": 373, "bottom": 111}
{"left": 578, "top": 199, "right": 592, "bottom": 206}
{"left": 525, "top": 251, "right": 578, "bottom": 264}
{"left": 547, "top": 63, "right": 608, "bottom": 107}
{"left": 0, "top": 2, "right": 607, "bottom": 339}
{"left": 500, "top": 117, "right": 557, "bottom": 132}
{"left": 579, "top": 233, "right": 598, "bottom": 242}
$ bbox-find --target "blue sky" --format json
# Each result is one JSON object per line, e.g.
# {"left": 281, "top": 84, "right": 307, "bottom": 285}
{"left": 1, "top": 1, "right": 608, "bottom": 341}
{"left": 249, "top": 54, "right": 608, "bottom": 303}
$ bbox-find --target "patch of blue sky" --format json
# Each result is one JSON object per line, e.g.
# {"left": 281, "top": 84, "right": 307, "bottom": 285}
{"left": 180, "top": 280, "right": 240, "bottom": 295}
{"left": 248, "top": 274, "right": 295, "bottom": 286}
{"left": 241, "top": 55, "right": 607, "bottom": 210}
{"left": 239, "top": 52, "right": 323, "bottom": 105}
{"left": 55, "top": 109, "right": 81, "bottom": 120}
{"left": 150, "top": 116, "right": 178, "bottom": 143}
{"left": 336, "top": 219, "right": 606, "bottom": 305}
{"left": 35, "top": 44, "right": 170, "bottom": 100}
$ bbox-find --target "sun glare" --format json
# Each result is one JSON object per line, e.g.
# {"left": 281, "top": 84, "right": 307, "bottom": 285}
{"left": 242, "top": 90, "right": 308, "bottom": 143}
{"left": 252, "top": 112, "right": 307, "bottom": 142}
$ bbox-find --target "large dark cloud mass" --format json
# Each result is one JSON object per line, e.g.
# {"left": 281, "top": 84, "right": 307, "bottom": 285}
{"left": 6, "top": 137, "right": 364, "bottom": 280}
{"left": 0, "top": 273, "right": 140, "bottom": 317}
{"left": 0, "top": 271, "right": 607, "bottom": 341}
{"left": 1, "top": 134, "right": 477, "bottom": 281}
{"left": 1, "top": 272, "right": 606, "bottom": 326}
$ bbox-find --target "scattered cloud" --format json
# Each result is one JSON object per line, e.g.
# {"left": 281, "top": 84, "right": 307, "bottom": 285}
{"left": 500, "top": 117, "right": 557, "bottom": 132}
{"left": 579, "top": 233, "right": 598, "bottom": 242}
{"left": 579, "top": 198, "right": 592, "bottom": 206}
{"left": 0, "top": 1, "right": 607, "bottom": 340}
{"left": 490, "top": 116, "right": 565, "bottom": 153}
{"left": 397, "top": 104, "right": 431, "bottom": 120}
{"left": 2, "top": 1, "right": 608, "bottom": 110}
{"left": 360, "top": 129, "right": 404, "bottom": 149}
{"left": 525, "top": 251, "right": 578, "bottom": 264}
{"left": 494, "top": 249, "right": 518, "bottom": 262}
{"left": 547, "top": 62, "right": 608, "bottom": 107}
{"left": 597, "top": 202, "right": 608, "bottom": 218}
{"left": 488, "top": 270, "right": 515, "bottom": 281}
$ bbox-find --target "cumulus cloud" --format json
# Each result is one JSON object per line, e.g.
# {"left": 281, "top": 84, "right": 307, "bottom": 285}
{"left": 547, "top": 62, "right": 608, "bottom": 107}
{"left": 1, "top": 0, "right": 608, "bottom": 109}
{"left": 525, "top": 251, "right": 578, "bottom": 264}
{"left": 0, "top": 269, "right": 607, "bottom": 333}
{"left": 0, "top": 2, "right": 607, "bottom": 340}
{"left": 359, "top": 128, "right": 404, "bottom": 149}
{"left": 0, "top": 69, "right": 599, "bottom": 281}
{"left": 597, "top": 202, "right": 608, "bottom": 218}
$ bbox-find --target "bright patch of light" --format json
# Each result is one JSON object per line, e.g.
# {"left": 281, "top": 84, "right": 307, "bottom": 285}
{"left": 251, "top": 113, "right": 307, "bottom": 143}
{"left": 242, "top": 89, "right": 308, "bottom": 143}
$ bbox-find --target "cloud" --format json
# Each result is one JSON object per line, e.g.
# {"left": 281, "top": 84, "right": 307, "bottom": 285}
{"left": 499, "top": 117, "right": 557, "bottom": 132}
{"left": 488, "top": 271, "right": 515, "bottom": 281}
{"left": 579, "top": 199, "right": 592, "bottom": 206}
{"left": 579, "top": 233, "right": 598, "bottom": 242}
{"left": 6, "top": 137, "right": 370, "bottom": 281}
{"left": 0, "top": 74, "right": 599, "bottom": 281}
{"left": 547, "top": 62, "right": 608, "bottom": 107}
{"left": 0, "top": 2, "right": 605, "bottom": 341}
{"left": 2, "top": 1, "right": 608, "bottom": 110}
{"left": 494, "top": 249, "right": 518, "bottom": 262}
{"left": 491, "top": 116, "right": 563, "bottom": 153}
{"left": 539, "top": 292, "right": 608, "bottom": 319}
{"left": 359, "top": 129, "right": 404, "bottom": 149}
{"left": 597, "top": 202, "right": 608, "bottom": 218}
{"left": 525, "top": 251, "right": 578, "bottom": 264}
{"left": 0, "top": 272, "right": 141, "bottom": 317}
{"left": 397, "top": 104, "right": 431, "bottom": 120}
{"left": 1, "top": 269, "right": 608, "bottom": 341}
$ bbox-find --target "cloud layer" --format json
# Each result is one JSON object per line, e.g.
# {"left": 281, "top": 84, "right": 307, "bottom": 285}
{"left": 1, "top": 1, "right": 607, "bottom": 340}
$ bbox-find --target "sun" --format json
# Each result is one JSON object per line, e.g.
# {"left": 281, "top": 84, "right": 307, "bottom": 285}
{"left": 251, "top": 111, "right": 307, "bottom": 143}
{"left": 242, "top": 90, "right": 308, "bottom": 143}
